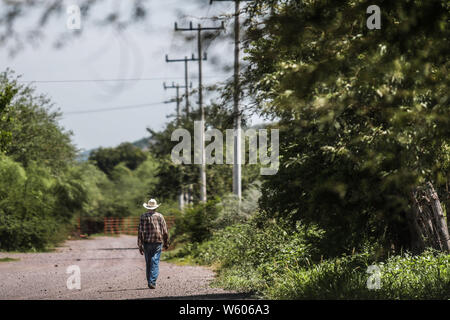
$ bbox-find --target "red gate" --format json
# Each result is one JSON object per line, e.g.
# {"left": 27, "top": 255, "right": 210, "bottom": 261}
{"left": 103, "top": 216, "right": 176, "bottom": 235}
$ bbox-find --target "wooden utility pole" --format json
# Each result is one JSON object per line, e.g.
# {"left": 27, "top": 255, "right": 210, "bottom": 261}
{"left": 163, "top": 82, "right": 181, "bottom": 122}
{"left": 163, "top": 81, "right": 192, "bottom": 123}
{"left": 174, "top": 21, "right": 225, "bottom": 203}
{"left": 166, "top": 54, "right": 200, "bottom": 116}
{"left": 210, "top": 0, "right": 250, "bottom": 200}
{"left": 163, "top": 81, "right": 192, "bottom": 211}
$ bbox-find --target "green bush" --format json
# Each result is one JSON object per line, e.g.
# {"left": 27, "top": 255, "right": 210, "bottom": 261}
{"left": 194, "top": 223, "right": 251, "bottom": 266}
{"left": 189, "top": 209, "right": 450, "bottom": 299}
{"left": 0, "top": 214, "right": 66, "bottom": 251}
{"left": 0, "top": 155, "right": 92, "bottom": 251}
{"left": 88, "top": 142, "right": 148, "bottom": 176}
{"left": 0, "top": 71, "right": 162, "bottom": 251}
{"left": 88, "top": 157, "right": 159, "bottom": 218}
{"left": 172, "top": 199, "right": 221, "bottom": 243}
{"left": 266, "top": 250, "right": 450, "bottom": 300}
{"left": 212, "top": 182, "right": 261, "bottom": 230}
{"left": 0, "top": 70, "right": 76, "bottom": 171}
{"left": 189, "top": 217, "right": 325, "bottom": 294}
{"left": 196, "top": 220, "right": 323, "bottom": 267}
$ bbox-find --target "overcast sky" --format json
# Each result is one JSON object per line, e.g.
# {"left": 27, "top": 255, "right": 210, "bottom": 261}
{"left": 0, "top": 0, "right": 260, "bottom": 152}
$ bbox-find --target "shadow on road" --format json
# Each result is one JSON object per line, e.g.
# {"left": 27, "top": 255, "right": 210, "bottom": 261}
{"left": 97, "top": 248, "right": 137, "bottom": 250}
{"left": 131, "top": 292, "right": 258, "bottom": 300}
{"left": 99, "top": 287, "right": 149, "bottom": 293}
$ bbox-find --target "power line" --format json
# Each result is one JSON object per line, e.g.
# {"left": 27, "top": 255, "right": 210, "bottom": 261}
{"left": 174, "top": 20, "right": 225, "bottom": 203}
{"left": 17, "top": 75, "right": 229, "bottom": 84}
{"left": 163, "top": 81, "right": 193, "bottom": 123}
{"left": 63, "top": 101, "right": 166, "bottom": 115}
{"left": 166, "top": 54, "right": 206, "bottom": 116}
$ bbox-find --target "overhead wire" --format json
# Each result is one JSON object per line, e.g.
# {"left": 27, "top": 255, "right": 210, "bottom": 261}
{"left": 17, "top": 75, "right": 228, "bottom": 83}
{"left": 62, "top": 101, "right": 167, "bottom": 116}
{"left": 44, "top": 2, "right": 233, "bottom": 118}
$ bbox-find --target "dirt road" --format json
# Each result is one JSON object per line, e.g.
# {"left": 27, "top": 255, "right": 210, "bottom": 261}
{"left": 0, "top": 235, "right": 248, "bottom": 300}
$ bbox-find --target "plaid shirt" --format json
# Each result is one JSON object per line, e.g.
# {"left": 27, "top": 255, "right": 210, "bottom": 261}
{"left": 137, "top": 211, "right": 169, "bottom": 247}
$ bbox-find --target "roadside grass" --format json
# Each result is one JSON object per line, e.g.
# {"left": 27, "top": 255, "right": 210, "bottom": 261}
{"left": 161, "top": 245, "right": 198, "bottom": 266}
{"left": 84, "top": 233, "right": 122, "bottom": 238}
{"left": 0, "top": 257, "right": 20, "bottom": 262}
{"left": 0, "top": 246, "right": 56, "bottom": 253}
{"left": 172, "top": 221, "right": 450, "bottom": 299}
{"left": 162, "top": 254, "right": 198, "bottom": 266}
{"left": 262, "top": 250, "right": 450, "bottom": 299}
{"left": 186, "top": 246, "right": 450, "bottom": 299}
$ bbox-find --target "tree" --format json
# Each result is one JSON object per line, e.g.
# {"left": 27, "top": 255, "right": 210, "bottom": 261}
{"left": 408, "top": 182, "right": 450, "bottom": 252}
{"left": 241, "top": 0, "right": 450, "bottom": 254}
{"left": 147, "top": 103, "right": 261, "bottom": 203}
{"left": 0, "top": 70, "right": 76, "bottom": 170}
{"left": 0, "top": 0, "right": 149, "bottom": 55}
{"left": 0, "top": 77, "right": 16, "bottom": 152}
{"left": 89, "top": 142, "right": 147, "bottom": 176}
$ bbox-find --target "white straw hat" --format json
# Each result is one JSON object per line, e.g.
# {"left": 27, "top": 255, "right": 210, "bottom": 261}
{"left": 143, "top": 198, "right": 160, "bottom": 210}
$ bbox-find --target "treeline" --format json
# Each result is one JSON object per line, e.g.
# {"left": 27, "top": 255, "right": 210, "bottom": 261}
{"left": 0, "top": 68, "right": 259, "bottom": 251}
{"left": 0, "top": 70, "right": 159, "bottom": 251}
{"left": 146, "top": 103, "right": 262, "bottom": 203}
{"left": 164, "top": 0, "right": 450, "bottom": 299}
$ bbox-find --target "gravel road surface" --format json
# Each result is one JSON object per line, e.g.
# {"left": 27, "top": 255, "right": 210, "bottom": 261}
{"left": 0, "top": 235, "right": 249, "bottom": 300}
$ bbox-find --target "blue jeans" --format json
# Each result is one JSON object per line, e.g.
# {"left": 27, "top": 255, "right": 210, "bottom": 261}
{"left": 143, "top": 242, "right": 162, "bottom": 285}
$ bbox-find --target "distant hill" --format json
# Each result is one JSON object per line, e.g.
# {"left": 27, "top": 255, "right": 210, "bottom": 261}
{"left": 132, "top": 137, "right": 151, "bottom": 151}
{"left": 76, "top": 137, "right": 152, "bottom": 162}
{"left": 76, "top": 149, "right": 92, "bottom": 162}
{"left": 75, "top": 123, "right": 271, "bottom": 162}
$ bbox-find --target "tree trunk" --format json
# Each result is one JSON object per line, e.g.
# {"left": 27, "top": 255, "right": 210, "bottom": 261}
{"left": 408, "top": 182, "right": 450, "bottom": 253}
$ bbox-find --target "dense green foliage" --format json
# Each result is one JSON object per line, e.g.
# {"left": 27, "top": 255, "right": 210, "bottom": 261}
{"left": 239, "top": 0, "right": 450, "bottom": 254}
{"left": 147, "top": 104, "right": 261, "bottom": 202}
{"left": 92, "top": 157, "right": 159, "bottom": 218}
{"left": 0, "top": 77, "right": 16, "bottom": 152}
{"left": 172, "top": 199, "right": 221, "bottom": 243}
{"left": 164, "top": 0, "right": 450, "bottom": 299}
{"left": 0, "top": 155, "right": 86, "bottom": 250}
{"left": 170, "top": 182, "right": 262, "bottom": 244}
{"left": 89, "top": 142, "right": 148, "bottom": 176}
{"left": 168, "top": 209, "right": 450, "bottom": 299}
{"left": 265, "top": 250, "right": 450, "bottom": 300}
{"left": 0, "top": 71, "right": 81, "bottom": 250}
{"left": 0, "top": 71, "right": 160, "bottom": 250}
{"left": 0, "top": 71, "right": 76, "bottom": 170}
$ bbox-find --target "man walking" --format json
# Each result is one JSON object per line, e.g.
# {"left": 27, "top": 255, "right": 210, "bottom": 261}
{"left": 138, "top": 199, "right": 169, "bottom": 289}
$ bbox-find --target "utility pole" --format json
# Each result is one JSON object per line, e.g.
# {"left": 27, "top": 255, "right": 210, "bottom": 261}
{"left": 163, "top": 81, "right": 192, "bottom": 211}
{"left": 163, "top": 81, "right": 192, "bottom": 123}
{"left": 163, "top": 82, "right": 181, "bottom": 122}
{"left": 210, "top": 0, "right": 250, "bottom": 201}
{"left": 165, "top": 54, "right": 201, "bottom": 116}
{"left": 174, "top": 21, "right": 225, "bottom": 203}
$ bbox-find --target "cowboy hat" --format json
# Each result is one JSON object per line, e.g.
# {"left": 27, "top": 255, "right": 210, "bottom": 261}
{"left": 143, "top": 198, "right": 160, "bottom": 210}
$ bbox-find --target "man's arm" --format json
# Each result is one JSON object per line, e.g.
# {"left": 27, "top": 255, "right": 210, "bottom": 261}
{"left": 160, "top": 216, "right": 169, "bottom": 249}
{"left": 137, "top": 215, "right": 144, "bottom": 254}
